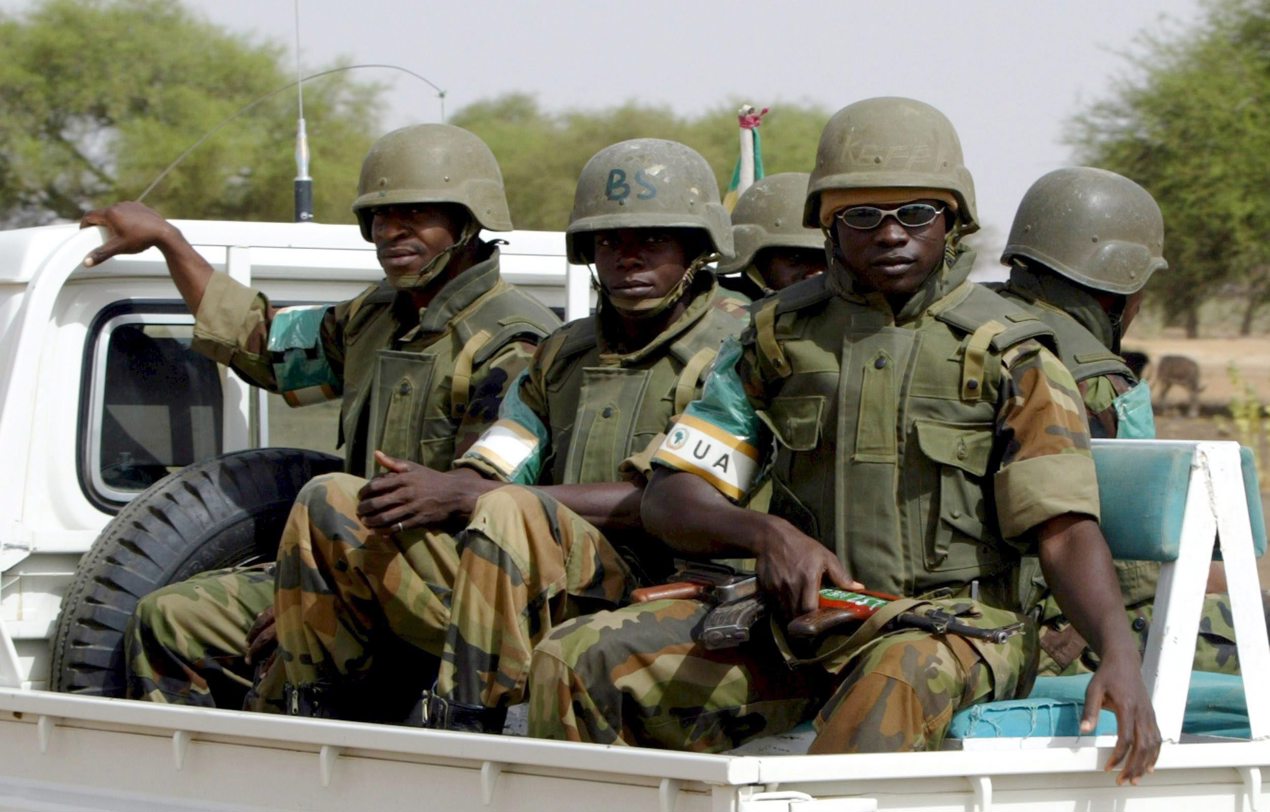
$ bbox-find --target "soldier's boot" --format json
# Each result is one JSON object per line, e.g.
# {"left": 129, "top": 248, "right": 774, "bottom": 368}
{"left": 416, "top": 689, "right": 507, "bottom": 734}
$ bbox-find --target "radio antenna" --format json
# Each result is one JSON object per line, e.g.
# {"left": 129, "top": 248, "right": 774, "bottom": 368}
{"left": 292, "top": 0, "right": 313, "bottom": 222}
{"left": 137, "top": 64, "right": 448, "bottom": 205}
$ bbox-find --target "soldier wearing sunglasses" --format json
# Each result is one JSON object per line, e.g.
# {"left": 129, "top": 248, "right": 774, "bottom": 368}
{"left": 528, "top": 97, "right": 1159, "bottom": 785}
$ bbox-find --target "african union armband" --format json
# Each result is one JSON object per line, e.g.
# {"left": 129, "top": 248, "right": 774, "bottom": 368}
{"left": 268, "top": 306, "right": 340, "bottom": 406}
{"left": 459, "top": 371, "right": 548, "bottom": 485}
{"left": 654, "top": 415, "right": 761, "bottom": 501}
{"left": 651, "top": 337, "right": 764, "bottom": 501}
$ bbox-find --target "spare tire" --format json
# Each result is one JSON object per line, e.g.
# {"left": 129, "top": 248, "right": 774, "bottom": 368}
{"left": 50, "top": 447, "right": 342, "bottom": 696}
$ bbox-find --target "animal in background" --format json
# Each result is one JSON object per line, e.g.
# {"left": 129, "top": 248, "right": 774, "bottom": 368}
{"left": 1149, "top": 354, "right": 1204, "bottom": 417}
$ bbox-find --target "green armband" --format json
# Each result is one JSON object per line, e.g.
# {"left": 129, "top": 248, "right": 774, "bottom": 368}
{"left": 268, "top": 306, "right": 340, "bottom": 406}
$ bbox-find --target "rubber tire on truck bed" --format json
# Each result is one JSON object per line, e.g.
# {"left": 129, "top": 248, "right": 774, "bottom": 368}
{"left": 49, "top": 447, "right": 343, "bottom": 696}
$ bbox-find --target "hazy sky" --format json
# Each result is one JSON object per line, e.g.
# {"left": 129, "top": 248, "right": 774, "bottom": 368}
{"left": 4, "top": 0, "right": 1204, "bottom": 270}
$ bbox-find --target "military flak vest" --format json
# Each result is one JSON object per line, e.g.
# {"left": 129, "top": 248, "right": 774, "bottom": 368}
{"left": 535, "top": 282, "right": 746, "bottom": 487}
{"left": 749, "top": 263, "right": 1054, "bottom": 600}
{"left": 341, "top": 255, "right": 558, "bottom": 476}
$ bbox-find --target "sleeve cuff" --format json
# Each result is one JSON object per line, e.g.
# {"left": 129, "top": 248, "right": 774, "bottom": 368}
{"left": 618, "top": 433, "right": 665, "bottom": 483}
{"left": 192, "top": 273, "right": 268, "bottom": 365}
{"left": 995, "top": 453, "right": 1100, "bottom": 539}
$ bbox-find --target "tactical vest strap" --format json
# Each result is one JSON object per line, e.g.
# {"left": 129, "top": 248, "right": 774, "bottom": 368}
{"left": 754, "top": 299, "right": 791, "bottom": 378}
{"left": 962, "top": 320, "right": 1007, "bottom": 402}
{"left": 674, "top": 346, "right": 719, "bottom": 414}
{"left": 937, "top": 285, "right": 1053, "bottom": 350}
{"left": 450, "top": 329, "right": 492, "bottom": 418}
{"left": 1071, "top": 351, "right": 1134, "bottom": 383}
{"left": 936, "top": 286, "right": 1055, "bottom": 403}
{"left": 536, "top": 318, "right": 597, "bottom": 379}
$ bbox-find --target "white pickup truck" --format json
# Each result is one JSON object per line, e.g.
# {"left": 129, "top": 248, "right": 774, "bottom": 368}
{"left": 0, "top": 220, "right": 1267, "bottom": 812}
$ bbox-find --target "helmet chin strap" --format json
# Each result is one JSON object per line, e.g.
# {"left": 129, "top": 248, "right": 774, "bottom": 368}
{"left": 1107, "top": 297, "right": 1128, "bottom": 355}
{"left": 595, "top": 253, "right": 717, "bottom": 320}
{"left": 388, "top": 219, "right": 480, "bottom": 292}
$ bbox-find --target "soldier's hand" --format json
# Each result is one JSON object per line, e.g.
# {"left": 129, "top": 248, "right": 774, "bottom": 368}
{"left": 80, "top": 201, "right": 181, "bottom": 267}
{"left": 1081, "top": 648, "right": 1160, "bottom": 785}
{"left": 756, "top": 524, "right": 862, "bottom": 618}
{"left": 244, "top": 605, "right": 276, "bottom": 667}
{"left": 357, "top": 451, "right": 484, "bottom": 531}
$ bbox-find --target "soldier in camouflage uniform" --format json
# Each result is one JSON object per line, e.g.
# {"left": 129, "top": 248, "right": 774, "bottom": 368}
{"left": 717, "top": 172, "right": 825, "bottom": 299}
{"left": 80, "top": 124, "right": 559, "bottom": 708}
{"left": 272, "top": 138, "right": 750, "bottom": 728}
{"left": 995, "top": 166, "right": 1240, "bottom": 676}
{"left": 529, "top": 98, "right": 1160, "bottom": 784}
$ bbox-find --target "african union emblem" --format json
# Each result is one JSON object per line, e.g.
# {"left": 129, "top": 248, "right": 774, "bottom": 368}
{"left": 666, "top": 426, "right": 689, "bottom": 451}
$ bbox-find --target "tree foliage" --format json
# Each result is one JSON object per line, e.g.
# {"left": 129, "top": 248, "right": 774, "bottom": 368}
{"left": 451, "top": 94, "right": 830, "bottom": 231}
{"left": 1068, "top": 0, "right": 1270, "bottom": 336}
{"left": 0, "top": 0, "right": 383, "bottom": 226}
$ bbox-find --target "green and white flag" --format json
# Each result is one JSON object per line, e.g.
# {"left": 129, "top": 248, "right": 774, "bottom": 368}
{"left": 723, "top": 105, "right": 767, "bottom": 213}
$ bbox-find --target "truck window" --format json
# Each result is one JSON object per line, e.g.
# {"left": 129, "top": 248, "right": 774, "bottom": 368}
{"left": 83, "top": 311, "right": 223, "bottom": 505}
{"left": 82, "top": 304, "right": 343, "bottom": 510}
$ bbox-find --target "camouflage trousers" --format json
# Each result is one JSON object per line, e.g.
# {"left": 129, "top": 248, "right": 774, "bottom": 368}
{"left": 264, "top": 473, "right": 462, "bottom": 716}
{"left": 435, "top": 485, "right": 634, "bottom": 709}
{"left": 1037, "top": 594, "right": 1240, "bottom": 676}
{"left": 528, "top": 598, "right": 1034, "bottom": 753}
{"left": 125, "top": 564, "right": 272, "bottom": 708}
{"left": 266, "top": 476, "right": 633, "bottom": 717}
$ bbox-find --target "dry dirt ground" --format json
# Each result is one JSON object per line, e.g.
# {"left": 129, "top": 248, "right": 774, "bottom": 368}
{"left": 1123, "top": 336, "right": 1270, "bottom": 588}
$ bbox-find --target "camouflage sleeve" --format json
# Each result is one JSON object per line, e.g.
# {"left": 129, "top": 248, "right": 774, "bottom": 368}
{"left": 1079, "top": 374, "right": 1118, "bottom": 431}
{"left": 993, "top": 340, "right": 1101, "bottom": 540}
{"left": 456, "top": 342, "right": 552, "bottom": 484}
{"left": 192, "top": 272, "right": 344, "bottom": 404}
{"left": 451, "top": 339, "right": 538, "bottom": 460}
{"left": 651, "top": 337, "right": 766, "bottom": 501}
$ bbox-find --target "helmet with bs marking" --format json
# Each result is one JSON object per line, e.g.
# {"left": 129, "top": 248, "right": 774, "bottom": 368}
{"left": 566, "top": 138, "right": 733, "bottom": 264}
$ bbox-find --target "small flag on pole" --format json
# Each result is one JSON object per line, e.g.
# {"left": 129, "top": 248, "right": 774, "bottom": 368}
{"left": 723, "top": 105, "right": 768, "bottom": 213}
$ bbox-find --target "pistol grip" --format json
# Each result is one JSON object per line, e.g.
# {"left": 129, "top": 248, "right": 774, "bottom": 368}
{"left": 787, "top": 607, "right": 859, "bottom": 639}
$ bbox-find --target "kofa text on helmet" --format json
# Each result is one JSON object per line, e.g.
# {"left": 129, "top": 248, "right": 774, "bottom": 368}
{"left": 606, "top": 169, "right": 658, "bottom": 202}
{"left": 843, "top": 138, "right": 936, "bottom": 171}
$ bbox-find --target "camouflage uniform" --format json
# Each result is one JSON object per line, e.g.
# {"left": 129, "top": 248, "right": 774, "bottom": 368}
{"left": 271, "top": 275, "right": 748, "bottom": 720}
{"left": 126, "top": 247, "right": 558, "bottom": 707}
{"left": 997, "top": 268, "right": 1239, "bottom": 676}
{"left": 529, "top": 245, "right": 1099, "bottom": 753}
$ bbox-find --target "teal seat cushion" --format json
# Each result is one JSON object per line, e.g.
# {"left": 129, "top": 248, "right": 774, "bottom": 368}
{"left": 951, "top": 672, "right": 1251, "bottom": 740}
{"left": 1090, "top": 441, "right": 1194, "bottom": 562}
{"left": 1241, "top": 446, "right": 1267, "bottom": 558}
{"left": 947, "top": 696, "right": 1117, "bottom": 738}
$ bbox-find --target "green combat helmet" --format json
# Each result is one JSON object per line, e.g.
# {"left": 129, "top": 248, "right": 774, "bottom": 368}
{"left": 803, "top": 97, "right": 978, "bottom": 235}
{"left": 351, "top": 123, "right": 513, "bottom": 242}
{"left": 566, "top": 138, "right": 733, "bottom": 265}
{"left": 716, "top": 172, "right": 822, "bottom": 275}
{"left": 1001, "top": 166, "right": 1166, "bottom": 295}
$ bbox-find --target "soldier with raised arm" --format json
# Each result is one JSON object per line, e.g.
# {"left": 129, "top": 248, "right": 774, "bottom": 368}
{"left": 270, "top": 139, "right": 749, "bottom": 727}
{"left": 529, "top": 98, "right": 1161, "bottom": 784}
{"left": 80, "top": 124, "right": 560, "bottom": 709}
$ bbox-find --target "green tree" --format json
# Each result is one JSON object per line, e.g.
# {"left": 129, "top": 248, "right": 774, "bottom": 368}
{"left": 452, "top": 94, "right": 828, "bottom": 231}
{"left": 0, "top": 0, "right": 383, "bottom": 226}
{"left": 1068, "top": 0, "right": 1270, "bottom": 337}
